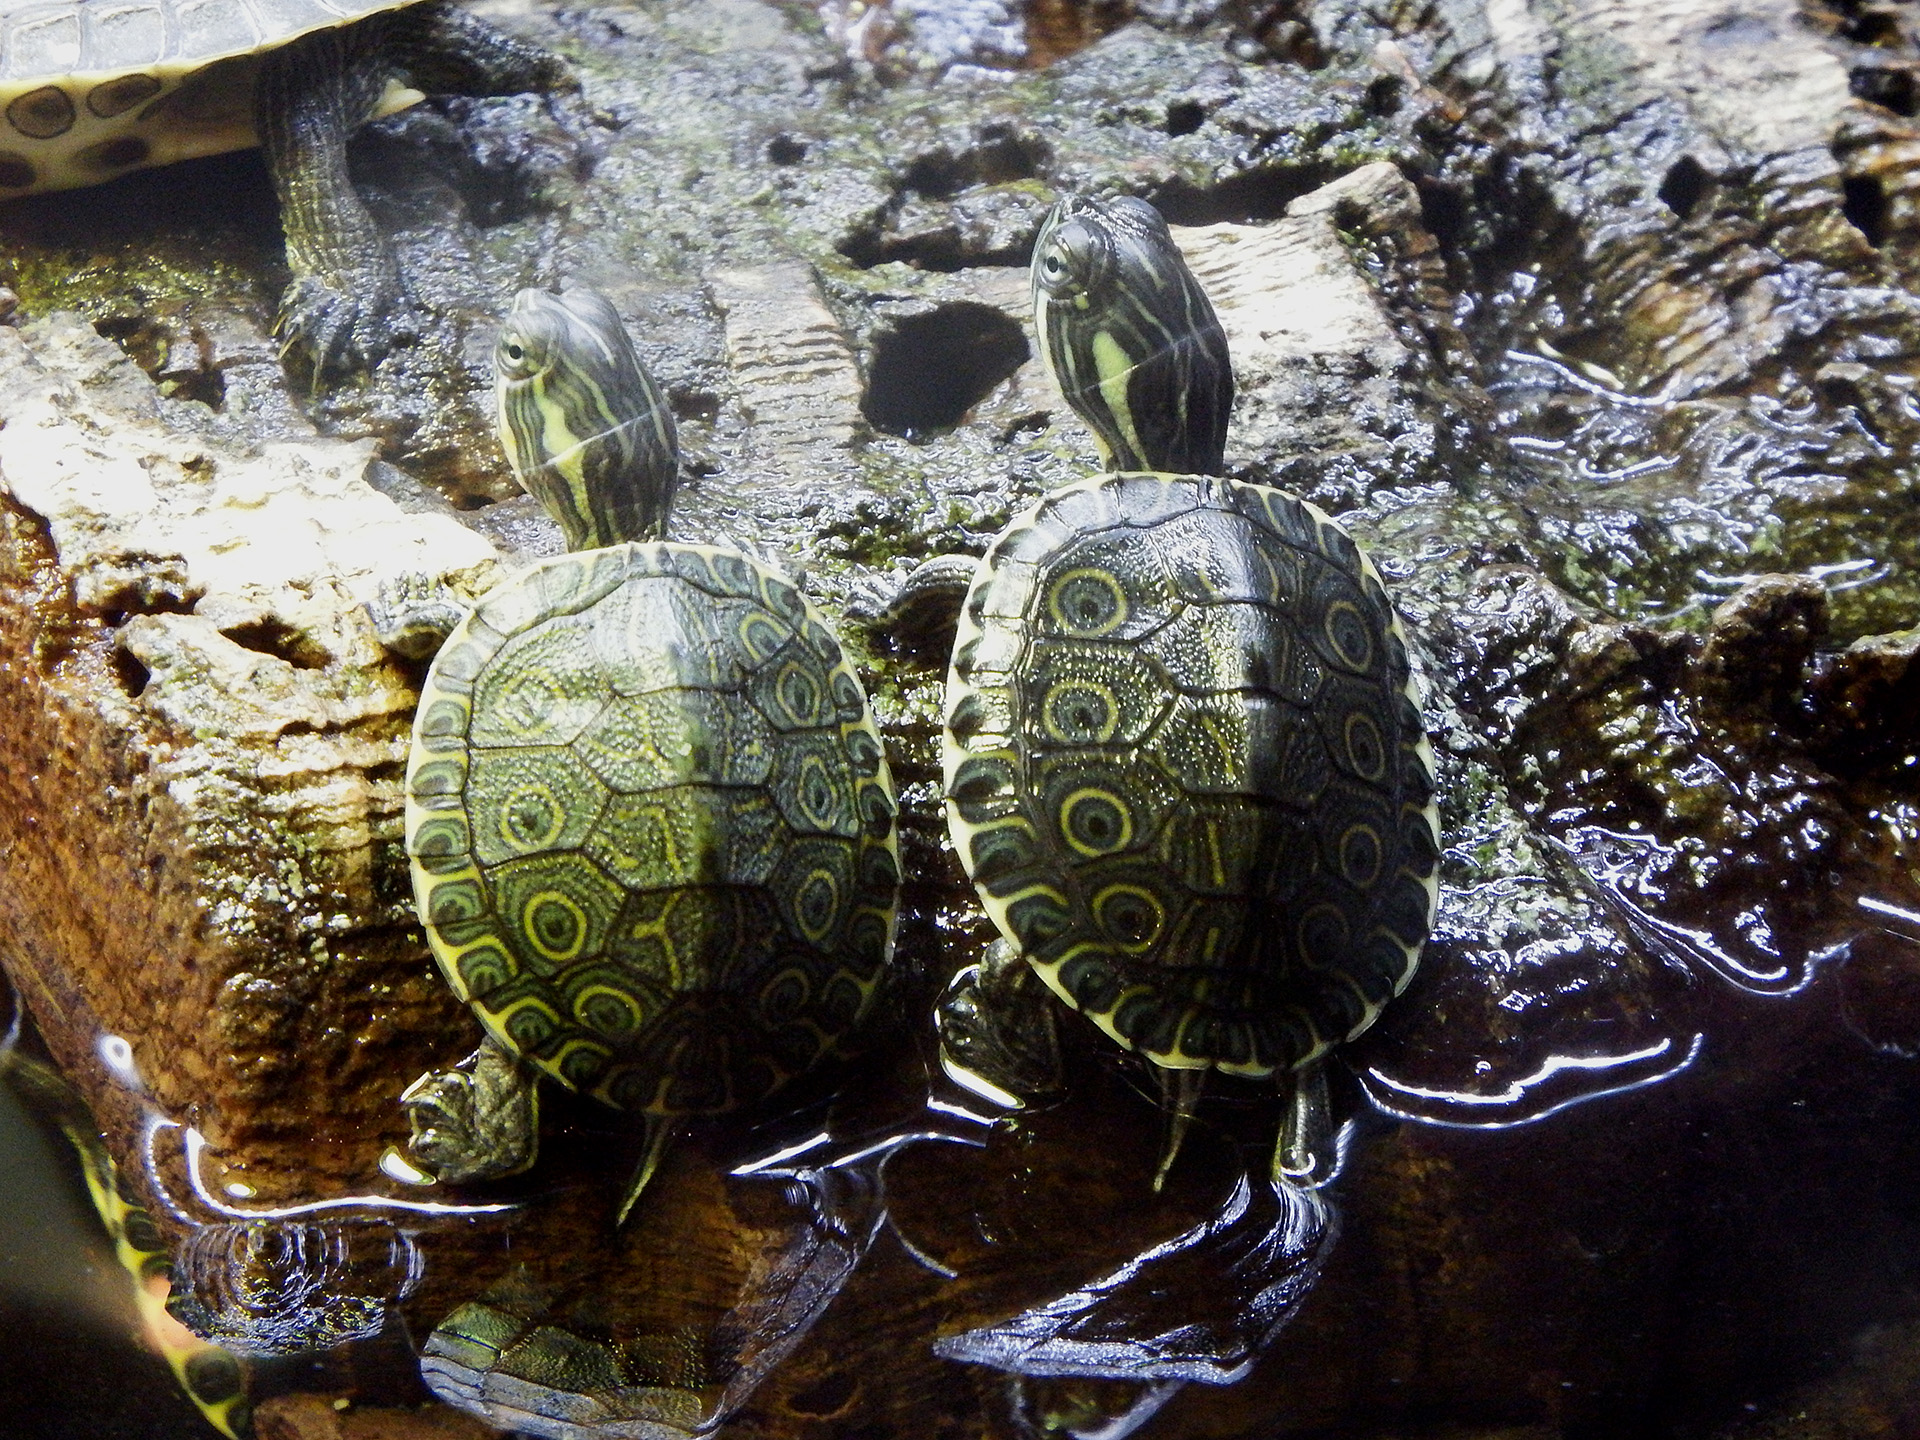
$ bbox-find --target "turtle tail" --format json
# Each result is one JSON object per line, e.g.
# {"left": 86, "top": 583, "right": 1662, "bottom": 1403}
{"left": 614, "top": 1115, "right": 686, "bottom": 1227}
{"left": 1151, "top": 1067, "right": 1207, "bottom": 1194}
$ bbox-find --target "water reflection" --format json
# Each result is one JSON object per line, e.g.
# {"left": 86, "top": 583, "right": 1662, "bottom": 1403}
{"left": 1861, "top": 893, "right": 1920, "bottom": 940}
{"left": 1361, "top": 1034, "right": 1704, "bottom": 1128}
{"left": 935, "top": 1173, "right": 1335, "bottom": 1381}
{"left": 9, "top": 907, "right": 1917, "bottom": 1438}
{"left": 3, "top": 849, "right": 1913, "bottom": 1440}
{"left": 413, "top": 1099, "right": 980, "bottom": 1437}
{"left": 2, "top": 990, "right": 254, "bottom": 1437}
{"left": 170, "top": 1221, "right": 423, "bottom": 1355}
{"left": 1561, "top": 829, "right": 1839, "bottom": 998}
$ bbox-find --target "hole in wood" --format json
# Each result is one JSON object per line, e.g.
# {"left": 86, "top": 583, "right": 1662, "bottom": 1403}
{"left": 1657, "top": 155, "right": 1711, "bottom": 220}
{"left": 862, "top": 303, "right": 1030, "bottom": 440}
{"left": 219, "top": 618, "right": 334, "bottom": 670}
{"left": 1843, "top": 173, "right": 1890, "bottom": 246}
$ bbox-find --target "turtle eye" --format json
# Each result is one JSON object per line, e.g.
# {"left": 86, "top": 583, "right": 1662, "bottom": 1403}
{"left": 505, "top": 343, "right": 525, "bottom": 362}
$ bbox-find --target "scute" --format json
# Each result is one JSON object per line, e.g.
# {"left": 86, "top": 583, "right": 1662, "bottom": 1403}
{"left": 948, "top": 473, "right": 1438, "bottom": 1078}
{"left": 467, "top": 620, "right": 609, "bottom": 751}
{"left": 463, "top": 746, "right": 607, "bottom": 867}
{"left": 405, "top": 542, "right": 900, "bottom": 1120}
{"left": 2, "top": 0, "right": 399, "bottom": 83}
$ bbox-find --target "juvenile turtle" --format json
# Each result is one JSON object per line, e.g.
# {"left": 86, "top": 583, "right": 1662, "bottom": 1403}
{"left": 882, "top": 196, "right": 1440, "bottom": 1186}
{"left": 397, "top": 287, "right": 900, "bottom": 1217}
{"left": 0, "top": 0, "right": 572, "bottom": 373}
{"left": 494, "top": 285, "right": 678, "bottom": 551}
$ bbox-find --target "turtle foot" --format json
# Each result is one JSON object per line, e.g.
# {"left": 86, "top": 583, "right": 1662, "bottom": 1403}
{"left": 276, "top": 273, "right": 418, "bottom": 380}
{"left": 1273, "top": 1061, "right": 1336, "bottom": 1188}
{"left": 365, "top": 571, "right": 468, "bottom": 661}
{"left": 936, "top": 942, "right": 1064, "bottom": 1107}
{"left": 402, "top": 1041, "right": 538, "bottom": 1185}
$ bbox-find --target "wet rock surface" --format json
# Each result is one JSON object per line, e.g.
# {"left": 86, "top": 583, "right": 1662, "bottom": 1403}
{"left": 2, "top": 0, "right": 1920, "bottom": 1434}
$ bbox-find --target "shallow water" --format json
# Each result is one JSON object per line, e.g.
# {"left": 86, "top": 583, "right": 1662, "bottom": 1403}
{"left": 8, "top": 888, "right": 1920, "bottom": 1439}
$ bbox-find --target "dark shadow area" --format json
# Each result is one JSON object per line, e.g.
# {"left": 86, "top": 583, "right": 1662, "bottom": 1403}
{"left": 219, "top": 617, "right": 335, "bottom": 670}
{"left": 1150, "top": 164, "right": 1338, "bottom": 225}
{"left": 110, "top": 648, "right": 151, "bottom": 700}
{"left": 837, "top": 122, "right": 1051, "bottom": 270}
{"left": 1851, "top": 62, "right": 1920, "bottom": 116}
{"left": 1658, "top": 155, "right": 1712, "bottom": 220}
{"left": 0, "top": 148, "right": 280, "bottom": 251}
{"left": 862, "top": 303, "right": 1031, "bottom": 439}
{"left": 1844, "top": 172, "right": 1891, "bottom": 246}
{"left": 1163, "top": 99, "right": 1207, "bottom": 136}
{"left": 767, "top": 133, "right": 809, "bottom": 166}
{"left": 899, "top": 123, "right": 1045, "bottom": 200}
{"left": 93, "top": 316, "right": 228, "bottom": 409}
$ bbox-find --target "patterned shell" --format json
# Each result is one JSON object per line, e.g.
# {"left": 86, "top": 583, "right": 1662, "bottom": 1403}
{"left": 405, "top": 542, "right": 901, "bottom": 1119}
{"left": 0, "top": 0, "right": 406, "bottom": 196}
{"left": 944, "top": 472, "right": 1439, "bottom": 1078}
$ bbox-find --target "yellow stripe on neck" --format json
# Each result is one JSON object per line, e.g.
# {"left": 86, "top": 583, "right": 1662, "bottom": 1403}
{"left": 1090, "top": 330, "right": 1146, "bottom": 469}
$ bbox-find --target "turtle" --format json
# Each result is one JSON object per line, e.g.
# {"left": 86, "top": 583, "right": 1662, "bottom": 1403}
{"left": 371, "top": 284, "right": 678, "bottom": 660}
{"left": 0, "top": 0, "right": 573, "bottom": 374}
{"left": 875, "top": 195, "right": 1440, "bottom": 1188}
{"left": 0, "top": 990, "right": 251, "bottom": 1439}
{"left": 396, "top": 285, "right": 901, "bottom": 1219}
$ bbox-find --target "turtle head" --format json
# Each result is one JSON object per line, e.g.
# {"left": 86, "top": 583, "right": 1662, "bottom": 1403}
{"left": 494, "top": 287, "right": 680, "bottom": 551}
{"left": 1030, "top": 195, "right": 1232, "bottom": 476}
{"left": 494, "top": 289, "right": 576, "bottom": 387}
{"left": 1031, "top": 201, "right": 1125, "bottom": 306}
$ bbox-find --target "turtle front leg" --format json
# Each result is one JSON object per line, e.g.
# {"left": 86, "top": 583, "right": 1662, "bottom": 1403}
{"left": 256, "top": 23, "right": 411, "bottom": 378}
{"left": 402, "top": 1034, "right": 539, "bottom": 1184}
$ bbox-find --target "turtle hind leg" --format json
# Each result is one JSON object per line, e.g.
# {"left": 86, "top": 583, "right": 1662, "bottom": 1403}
{"left": 402, "top": 1035, "right": 540, "bottom": 1184}
{"left": 256, "top": 20, "right": 413, "bottom": 378}
{"left": 387, "top": 0, "right": 575, "bottom": 97}
{"left": 848, "top": 552, "right": 978, "bottom": 667}
{"left": 1272, "top": 1060, "right": 1333, "bottom": 1187}
{"left": 1151, "top": 1066, "right": 1206, "bottom": 1194}
{"left": 936, "top": 938, "right": 1064, "bottom": 1108}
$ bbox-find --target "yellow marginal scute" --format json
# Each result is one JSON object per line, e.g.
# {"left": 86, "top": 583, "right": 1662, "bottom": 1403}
{"left": 542, "top": 1035, "right": 614, "bottom": 1087}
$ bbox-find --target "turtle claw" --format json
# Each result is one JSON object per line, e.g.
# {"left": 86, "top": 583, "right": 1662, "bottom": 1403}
{"left": 276, "top": 273, "right": 417, "bottom": 379}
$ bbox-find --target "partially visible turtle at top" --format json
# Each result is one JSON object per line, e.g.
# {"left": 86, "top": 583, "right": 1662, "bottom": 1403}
{"left": 875, "top": 195, "right": 1440, "bottom": 1187}
{"left": 0, "top": 0, "right": 573, "bottom": 374}
{"left": 396, "top": 286, "right": 901, "bottom": 1219}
